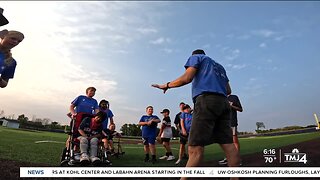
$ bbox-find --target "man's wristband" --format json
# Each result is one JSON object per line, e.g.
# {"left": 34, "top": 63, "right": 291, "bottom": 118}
{"left": 166, "top": 82, "right": 170, "bottom": 89}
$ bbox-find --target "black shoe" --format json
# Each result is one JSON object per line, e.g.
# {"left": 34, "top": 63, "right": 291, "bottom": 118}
{"left": 182, "top": 154, "right": 188, "bottom": 159}
{"left": 151, "top": 158, "right": 156, "bottom": 164}
{"left": 144, "top": 157, "right": 150, "bottom": 162}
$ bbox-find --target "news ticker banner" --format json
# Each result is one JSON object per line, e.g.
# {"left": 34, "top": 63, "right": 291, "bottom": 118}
{"left": 21, "top": 167, "right": 320, "bottom": 178}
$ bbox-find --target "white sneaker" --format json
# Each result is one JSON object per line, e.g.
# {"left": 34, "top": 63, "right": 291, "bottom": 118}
{"left": 218, "top": 158, "right": 228, "bottom": 165}
{"left": 167, "top": 155, "right": 175, "bottom": 161}
{"left": 80, "top": 153, "right": 89, "bottom": 162}
{"left": 175, "top": 159, "right": 181, "bottom": 165}
{"left": 159, "top": 155, "right": 168, "bottom": 160}
{"left": 74, "top": 153, "right": 81, "bottom": 161}
{"left": 90, "top": 156, "right": 101, "bottom": 163}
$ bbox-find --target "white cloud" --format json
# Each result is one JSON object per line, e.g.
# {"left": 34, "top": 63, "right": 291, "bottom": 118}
{"left": 252, "top": 29, "right": 276, "bottom": 38}
{"left": 226, "top": 63, "right": 247, "bottom": 70}
{"left": 136, "top": 27, "right": 158, "bottom": 34}
{"left": 150, "top": 37, "right": 171, "bottom": 45}
{"left": 162, "top": 48, "right": 173, "bottom": 53}
{"left": 259, "top": 43, "right": 267, "bottom": 48}
{"left": 237, "top": 34, "right": 251, "bottom": 40}
{"left": 225, "top": 49, "right": 240, "bottom": 61}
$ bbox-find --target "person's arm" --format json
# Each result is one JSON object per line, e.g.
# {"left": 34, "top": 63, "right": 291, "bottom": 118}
{"left": 89, "top": 133, "right": 101, "bottom": 140}
{"left": 158, "top": 123, "right": 165, "bottom": 137}
{"left": 69, "top": 104, "right": 76, "bottom": 116}
{"left": 109, "top": 117, "right": 114, "bottom": 126}
{"left": 139, "top": 116, "right": 149, "bottom": 126}
{"left": 151, "top": 117, "right": 161, "bottom": 123}
{"left": 78, "top": 129, "right": 87, "bottom": 138}
{"left": 180, "top": 118, "right": 187, "bottom": 136}
{"left": 230, "top": 96, "right": 243, "bottom": 112}
{"left": 0, "top": 77, "right": 8, "bottom": 88}
{"left": 152, "top": 66, "right": 197, "bottom": 93}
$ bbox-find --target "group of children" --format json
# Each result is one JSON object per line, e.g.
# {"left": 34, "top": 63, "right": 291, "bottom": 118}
{"left": 67, "top": 87, "right": 121, "bottom": 165}
{"left": 139, "top": 104, "right": 193, "bottom": 165}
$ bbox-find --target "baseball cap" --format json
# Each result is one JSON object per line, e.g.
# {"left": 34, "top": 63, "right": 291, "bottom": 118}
{"left": 160, "top": 109, "right": 170, "bottom": 114}
{"left": 0, "top": 8, "right": 9, "bottom": 26}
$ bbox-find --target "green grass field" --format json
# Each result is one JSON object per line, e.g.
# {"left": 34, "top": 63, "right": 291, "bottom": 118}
{"left": 0, "top": 126, "right": 319, "bottom": 167}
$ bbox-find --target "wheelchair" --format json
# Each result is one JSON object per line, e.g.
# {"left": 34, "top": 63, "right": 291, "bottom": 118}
{"left": 60, "top": 113, "right": 111, "bottom": 167}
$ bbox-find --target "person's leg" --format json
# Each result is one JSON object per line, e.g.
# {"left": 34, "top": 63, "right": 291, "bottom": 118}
{"left": 166, "top": 140, "right": 175, "bottom": 160}
{"left": 150, "top": 143, "right": 157, "bottom": 163}
{"left": 185, "top": 145, "right": 204, "bottom": 167}
{"left": 90, "top": 137, "right": 99, "bottom": 159}
{"left": 220, "top": 143, "right": 240, "bottom": 180}
{"left": 78, "top": 136, "right": 89, "bottom": 162}
{"left": 219, "top": 127, "right": 239, "bottom": 165}
{"left": 176, "top": 143, "right": 184, "bottom": 164}
{"left": 164, "top": 141, "right": 170, "bottom": 153}
{"left": 144, "top": 144, "right": 150, "bottom": 154}
{"left": 102, "top": 138, "right": 108, "bottom": 149}
{"left": 79, "top": 137, "right": 88, "bottom": 154}
{"left": 109, "top": 140, "right": 114, "bottom": 152}
{"left": 220, "top": 143, "right": 240, "bottom": 167}
{"left": 143, "top": 138, "right": 150, "bottom": 162}
{"left": 180, "top": 145, "right": 204, "bottom": 180}
{"left": 232, "top": 127, "right": 240, "bottom": 151}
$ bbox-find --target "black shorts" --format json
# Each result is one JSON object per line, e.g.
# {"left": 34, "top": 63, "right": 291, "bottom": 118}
{"left": 189, "top": 93, "right": 233, "bottom": 146}
{"left": 179, "top": 133, "right": 189, "bottom": 145}
{"left": 161, "top": 138, "right": 171, "bottom": 143}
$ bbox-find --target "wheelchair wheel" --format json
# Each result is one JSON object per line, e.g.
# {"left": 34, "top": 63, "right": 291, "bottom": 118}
{"left": 60, "top": 147, "right": 70, "bottom": 166}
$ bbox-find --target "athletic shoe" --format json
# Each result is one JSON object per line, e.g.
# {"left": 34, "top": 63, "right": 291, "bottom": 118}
{"left": 159, "top": 155, "right": 168, "bottom": 160}
{"left": 167, "top": 155, "right": 175, "bottom": 161}
{"left": 175, "top": 159, "right": 181, "bottom": 165}
{"left": 90, "top": 156, "right": 101, "bottom": 163}
{"left": 182, "top": 153, "right": 188, "bottom": 159}
{"left": 80, "top": 153, "right": 89, "bottom": 162}
{"left": 218, "top": 158, "right": 228, "bottom": 165}
{"left": 144, "top": 156, "right": 149, "bottom": 162}
{"left": 151, "top": 158, "right": 157, "bottom": 164}
{"left": 74, "top": 154, "right": 80, "bottom": 161}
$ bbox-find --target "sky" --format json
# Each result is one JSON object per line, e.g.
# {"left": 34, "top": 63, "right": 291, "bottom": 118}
{"left": 0, "top": 1, "right": 319, "bottom": 132}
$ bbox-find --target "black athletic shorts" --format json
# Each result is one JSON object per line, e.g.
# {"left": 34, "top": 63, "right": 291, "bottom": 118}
{"left": 189, "top": 93, "right": 233, "bottom": 146}
{"left": 179, "top": 133, "right": 189, "bottom": 145}
{"left": 161, "top": 138, "right": 171, "bottom": 143}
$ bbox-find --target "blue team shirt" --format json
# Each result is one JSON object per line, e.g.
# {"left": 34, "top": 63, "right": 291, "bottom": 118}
{"left": 139, "top": 115, "right": 160, "bottom": 138}
{"left": 180, "top": 112, "right": 192, "bottom": 133}
{"left": 0, "top": 52, "right": 17, "bottom": 79}
{"left": 101, "top": 108, "right": 114, "bottom": 130}
{"left": 184, "top": 54, "right": 229, "bottom": 101}
{"left": 71, "top": 95, "right": 99, "bottom": 114}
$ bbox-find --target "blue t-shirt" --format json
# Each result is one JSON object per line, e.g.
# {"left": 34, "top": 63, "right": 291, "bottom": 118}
{"left": 79, "top": 117, "right": 102, "bottom": 137}
{"left": 184, "top": 54, "right": 229, "bottom": 102}
{"left": 0, "top": 52, "right": 17, "bottom": 79}
{"left": 139, "top": 115, "right": 160, "bottom": 138}
{"left": 71, "top": 95, "right": 99, "bottom": 114}
{"left": 180, "top": 112, "right": 192, "bottom": 133}
{"left": 101, "top": 108, "right": 114, "bottom": 130}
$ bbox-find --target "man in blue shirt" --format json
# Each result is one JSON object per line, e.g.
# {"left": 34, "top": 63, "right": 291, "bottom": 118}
{"left": 138, "top": 106, "right": 160, "bottom": 164}
{"left": 152, "top": 49, "right": 240, "bottom": 179}
{"left": 69, "top": 87, "right": 99, "bottom": 116}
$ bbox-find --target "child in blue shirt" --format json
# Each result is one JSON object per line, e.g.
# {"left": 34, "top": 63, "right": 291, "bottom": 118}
{"left": 138, "top": 106, "right": 160, "bottom": 164}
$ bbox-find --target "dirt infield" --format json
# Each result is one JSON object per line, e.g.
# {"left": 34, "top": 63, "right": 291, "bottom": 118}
{"left": 1, "top": 137, "right": 319, "bottom": 180}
